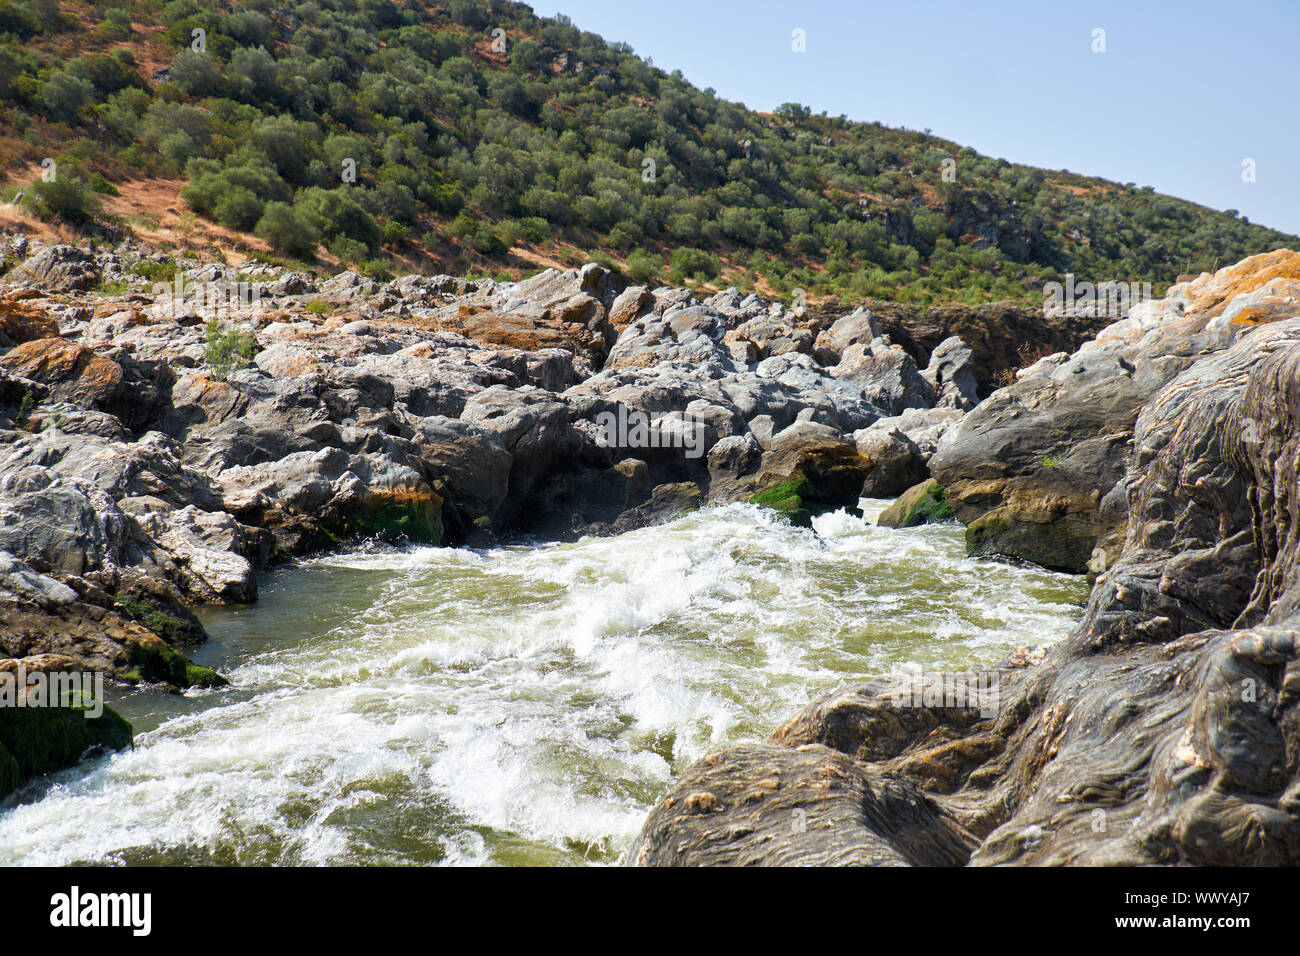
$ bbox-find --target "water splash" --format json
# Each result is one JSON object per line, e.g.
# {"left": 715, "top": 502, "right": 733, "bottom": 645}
{"left": 0, "top": 502, "right": 1086, "bottom": 866}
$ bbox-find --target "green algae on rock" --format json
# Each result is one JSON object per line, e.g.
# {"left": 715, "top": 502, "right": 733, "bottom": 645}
{"left": 124, "top": 635, "right": 228, "bottom": 691}
{"left": 877, "top": 478, "right": 954, "bottom": 529}
{"left": 0, "top": 702, "right": 133, "bottom": 800}
{"left": 744, "top": 427, "right": 874, "bottom": 526}
{"left": 334, "top": 495, "right": 446, "bottom": 546}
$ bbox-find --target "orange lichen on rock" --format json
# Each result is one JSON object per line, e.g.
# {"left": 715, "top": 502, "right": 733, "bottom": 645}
{"left": 0, "top": 295, "right": 58, "bottom": 346}
{"left": 0, "top": 338, "right": 124, "bottom": 407}
{"left": 1179, "top": 249, "right": 1300, "bottom": 318}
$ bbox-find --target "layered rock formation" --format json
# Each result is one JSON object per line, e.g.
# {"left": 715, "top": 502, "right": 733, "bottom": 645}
{"left": 848, "top": 300, "right": 1111, "bottom": 398}
{"left": 931, "top": 249, "right": 1300, "bottom": 572}
{"left": 633, "top": 250, "right": 1300, "bottom": 866}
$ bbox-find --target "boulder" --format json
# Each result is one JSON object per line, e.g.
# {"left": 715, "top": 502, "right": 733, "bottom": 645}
{"left": 5, "top": 245, "right": 100, "bottom": 293}
{"left": 853, "top": 405, "right": 965, "bottom": 461}
{"left": 631, "top": 742, "right": 975, "bottom": 866}
{"left": 0, "top": 295, "right": 59, "bottom": 347}
{"left": 921, "top": 336, "right": 979, "bottom": 410}
{"left": 877, "top": 478, "right": 953, "bottom": 528}
{"left": 737, "top": 422, "right": 873, "bottom": 525}
{"left": 854, "top": 428, "right": 928, "bottom": 498}
{"left": 0, "top": 338, "right": 124, "bottom": 411}
{"left": 829, "top": 342, "right": 936, "bottom": 414}
{"left": 598, "top": 480, "right": 701, "bottom": 536}
{"left": 0, "top": 691, "right": 132, "bottom": 800}
{"left": 461, "top": 385, "right": 576, "bottom": 528}
{"left": 812, "top": 306, "right": 881, "bottom": 365}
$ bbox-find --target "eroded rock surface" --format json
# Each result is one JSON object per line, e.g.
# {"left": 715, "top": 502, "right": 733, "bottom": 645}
{"left": 931, "top": 250, "right": 1300, "bottom": 571}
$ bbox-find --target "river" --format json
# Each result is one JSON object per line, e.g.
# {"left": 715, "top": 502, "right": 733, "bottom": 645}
{"left": 0, "top": 501, "right": 1086, "bottom": 866}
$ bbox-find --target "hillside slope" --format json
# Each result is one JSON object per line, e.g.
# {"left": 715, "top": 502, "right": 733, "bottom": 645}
{"left": 0, "top": 0, "right": 1295, "bottom": 305}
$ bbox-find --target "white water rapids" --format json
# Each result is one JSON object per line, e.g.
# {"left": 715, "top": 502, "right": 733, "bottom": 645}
{"left": 0, "top": 501, "right": 1086, "bottom": 865}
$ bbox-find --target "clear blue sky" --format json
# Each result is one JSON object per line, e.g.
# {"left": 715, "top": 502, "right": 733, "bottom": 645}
{"left": 538, "top": 0, "right": 1300, "bottom": 237}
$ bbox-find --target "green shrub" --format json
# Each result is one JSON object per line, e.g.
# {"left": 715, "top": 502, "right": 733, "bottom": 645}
{"left": 168, "top": 49, "right": 219, "bottom": 96}
{"left": 607, "top": 222, "right": 642, "bottom": 251}
{"left": 517, "top": 217, "right": 549, "bottom": 243}
{"left": 298, "top": 186, "right": 381, "bottom": 253}
{"left": 203, "top": 320, "right": 259, "bottom": 379}
{"left": 361, "top": 258, "right": 393, "bottom": 281}
{"left": 470, "top": 228, "right": 505, "bottom": 255}
{"left": 36, "top": 71, "right": 93, "bottom": 122}
{"left": 327, "top": 235, "right": 368, "bottom": 265}
{"left": 0, "top": 2, "right": 38, "bottom": 39}
{"left": 381, "top": 220, "right": 409, "bottom": 246}
{"left": 26, "top": 174, "right": 102, "bottom": 224}
{"left": 254, "top": 202, "right": 319, "bottom": 259}
{"left": 213, "top": 186, "right": 264, "bottom": 230}
{"left": 88, "top": 172, "right": 119, "bottom": 196}
{"left": 626, "top": 248, "right": 662, "bottom": 286}
{"left": 94, "top": 7, "right": 132, "bottom": 40}
{"left": 128, "top": 259, "right": 178, "bottom": 282}
{"left": 182, "top": 158, "right": 290, "bottom": 222}
{"left": 668, "top": 248, "right": 719, "bottom": 284}
{"left": 450, "top": 213, "right": 504, "bottom": 254}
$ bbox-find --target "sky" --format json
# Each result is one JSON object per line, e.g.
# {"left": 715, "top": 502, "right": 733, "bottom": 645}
{"left": 538, "top": 0, "right": 1300, "bottom": 237}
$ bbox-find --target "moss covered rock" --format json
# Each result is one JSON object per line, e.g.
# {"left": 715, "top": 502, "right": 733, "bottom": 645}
{"left": 750, "top": 477, "right": 821, "bottom": 526}
{"left": 745, "top": 426, "right": 872, "bottom": 527}
{"left": 116, "top": 595, "right": 205, "bottom": 645}
{"left": 122, "top": 635, "right": 228, "bottom": 690}
{"left": 0, "top": 702, "right": 133, "bottom": 800}
{"left": 331, "top": 490, "right": 445, "bottom": 545}
{"left": 877, "top": 478, "right": 955, "bottom": 529}
{"left": 964, "top": 507, "right": 1096, "bottom": 571}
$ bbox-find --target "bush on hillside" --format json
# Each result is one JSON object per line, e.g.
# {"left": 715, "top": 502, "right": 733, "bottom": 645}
{"left": 669, "top": 248, "right": 720, "bottom": 284}
{"left": 254, "top": 202, "right": 318, "bottom": 259}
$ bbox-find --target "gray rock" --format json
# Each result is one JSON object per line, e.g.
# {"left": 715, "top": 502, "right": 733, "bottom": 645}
{"left": 5, "top": 245, "right": 100, "bottom": 292}
{"left": 930, "top": 296, "right": 1238, "bottom": 571}
{"left": 921, "top": 336, "right": 979, "bottom": 410}
{"left": 0, "top": 550, "right": 78, "bottom": 606}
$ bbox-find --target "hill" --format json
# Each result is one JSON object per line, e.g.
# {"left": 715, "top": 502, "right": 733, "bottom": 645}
{"left": 0, "top": 0, "right": 1295, "bottom": 305}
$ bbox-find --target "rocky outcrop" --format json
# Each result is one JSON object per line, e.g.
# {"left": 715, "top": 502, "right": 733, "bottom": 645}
{"left": 931, "top": 251, "right": 1300, "bottom": 572}
{"left": 871, "top": 300, "right": 1112, "bottom": 397}
{"left": 633, "top": 251, "right": 1300, "bottom": 867}
{"left": 3, "top": 245, "right": 100, "bottom": 294}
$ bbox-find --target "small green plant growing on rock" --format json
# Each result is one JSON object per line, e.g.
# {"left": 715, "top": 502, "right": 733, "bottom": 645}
{"left": 1041, "top": 454, "right": 1064, "bottom": 469}
{"left": 129, "top": 259, "right": 178, "bottom": 282}
{"left": 96, "top": 277, "right": 130, "bottom": 296}
{"left": 203, "top": 320, "right": 259, "bottom": 380}
{"left": 16, "top": 389, "right": 35, "bottom": 430}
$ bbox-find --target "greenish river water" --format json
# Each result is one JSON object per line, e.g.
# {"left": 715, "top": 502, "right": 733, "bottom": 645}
{"left": 0, "top": 500, "right": 1086, "bottom": 866}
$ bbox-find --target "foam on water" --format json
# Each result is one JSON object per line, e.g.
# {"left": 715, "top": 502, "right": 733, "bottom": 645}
{"left": 0, "top": 501, "right": 1087, "bottom": 866}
